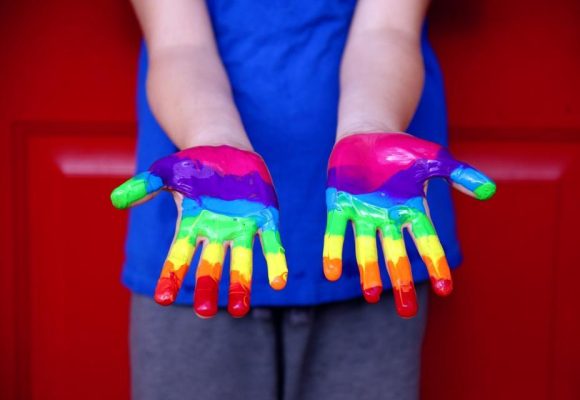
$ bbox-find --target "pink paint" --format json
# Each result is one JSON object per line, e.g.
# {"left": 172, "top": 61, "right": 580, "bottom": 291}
{"left": 177, "top": 146, "right": 273, "bottom": 183}
{"left": 328, "top": 133, "right": 443, "bottom": 191}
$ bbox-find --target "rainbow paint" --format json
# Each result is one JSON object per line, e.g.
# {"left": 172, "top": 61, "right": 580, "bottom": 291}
{"left": 111, "top": 146, "right": 287, "bottom": 318}
{"left": 324, "top": 133, "right": 496, "bottom": 318}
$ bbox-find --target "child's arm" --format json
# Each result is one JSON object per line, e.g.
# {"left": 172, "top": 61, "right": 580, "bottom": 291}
{"left": 326, "top": 0, "right": 496, "bottom": 318}
{"left": 130, "top": 0, "right": 252, "bottom": 150}
{"left": 337, "top": 0, "right": 429, "bottom": 139}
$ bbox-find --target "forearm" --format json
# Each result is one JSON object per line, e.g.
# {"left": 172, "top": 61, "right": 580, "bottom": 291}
{"left": 131, "top": 0, "right": 251, "bottom": 150}
{"left": 147, "top": 46, "right": 251, "bottom": 150}
{"left": 336, "top": 0, "right": 429, "bottom": 140}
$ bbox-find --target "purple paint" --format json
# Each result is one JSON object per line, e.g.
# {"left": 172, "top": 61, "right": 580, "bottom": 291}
{"left": 327, "top": 133, "right": 464, "bottom": 199}
{"left": 150, "top": 153, "right": 278, "bottom": 207}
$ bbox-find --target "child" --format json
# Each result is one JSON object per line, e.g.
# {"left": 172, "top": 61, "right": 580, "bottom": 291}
{"left": 112, "top": 1, "right": 494, "bottom": 399}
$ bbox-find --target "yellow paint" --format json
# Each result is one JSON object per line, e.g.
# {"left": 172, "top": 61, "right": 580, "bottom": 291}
{"left": 265, "top": 252, "right": 288, "bottom": 287}
{"left": 323, "top": 234, "right": 344, "bottom": 259}
{"left": 201, "top": 242, "right": 225, "bottom": 265}
{"left": 230, "top": 246, "right": 252, "bottom": 281}
{"left": 354, "top": 236, "right": 377, "bottom": 264}
{"left": 354, "top": 236, "right": 382, "bottom": 289}
{"left": 166, "top": 238, "right": 195, "bottom": 269}
{"left": 414, "top": 235, "right": 445, "bottom": 262}
{"left": 381, "top": 237, "right": 407, "bottom": 261}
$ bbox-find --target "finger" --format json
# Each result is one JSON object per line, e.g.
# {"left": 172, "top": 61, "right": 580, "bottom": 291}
{"left": 407, "top": 209, "right": 452, "bottom": 296}
{"left": 323, "top": 210, "right": 348, "bottom": 281}
{"left": 228, "top": 235, "right": 254, "bottom": 318}
{"left": 379, "top": 223, "right": 418, "bottom": 318}
{"left": 194, "top": 241, "right": 226, "bottom": 318}
{"left": 110, "top": 171, "right": 164, "bottom": 209}
{"left": 449, "top": 163, "right": 496, "bottom": 200}
{"left": 154, "top": 215, "right": 199, "bottom": 305}
{"left": 260, "top": 228, "right": 288, "bottom": 290}
{"left": 353, "top": 220, "right": 382, "bottom": 303}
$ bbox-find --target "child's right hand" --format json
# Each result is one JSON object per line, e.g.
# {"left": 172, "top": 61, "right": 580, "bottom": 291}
{"left": 111, "top": 145, "right": 287, "bottom": 318}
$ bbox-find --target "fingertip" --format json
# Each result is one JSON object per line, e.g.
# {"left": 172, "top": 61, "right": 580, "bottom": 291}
{"left": 194, "top": 276, "right": 219, "bottom": 318}
{"left": 323, "top": 257, "right": 342, "bottom": 281}
{"left": 228, "top": 300, "right": 250, "bottom": 318}
{"left": 474, "top": 181, "right": 497, "bottom": 200}
{"left": 154, "top": 275, "right": 179, "bottom": 306}
{"left": 363, "top": 286, "right": 382, "bottom": 303}
{"left": 393, "top": 284, "right": 418, "bottom": 318}
{"left": 431, "top": 277, "right": 453, "bottom": 296}
{"left": 110, "top": 188, "right": 129, "bottom": 209}
{"left": 270, "top": 273, "right": 287, "bottom": 290}
{"left": 228, "top": 282, "right": 251, "bottom": 318}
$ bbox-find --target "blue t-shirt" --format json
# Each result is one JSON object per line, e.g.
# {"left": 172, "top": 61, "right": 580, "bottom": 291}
{"left": 121, "top": 0, "right": 462, "bottom": 306}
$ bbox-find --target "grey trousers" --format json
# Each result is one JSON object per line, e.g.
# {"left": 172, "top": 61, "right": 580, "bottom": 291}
{"left": 130, "top": 284, "right": 428, "bottom": 400}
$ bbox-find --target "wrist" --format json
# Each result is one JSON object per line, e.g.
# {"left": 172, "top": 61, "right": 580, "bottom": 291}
{"left": 180, "top": 132, "right": 253, "bottom": 151}
{"left": 335, "top": 126, "right": 408, "bottom": 142}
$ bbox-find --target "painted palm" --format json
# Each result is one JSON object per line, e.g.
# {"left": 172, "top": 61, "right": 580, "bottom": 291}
{"left": 111, "top": 146, "right": 287, "bottom": 318}
{"left": 324, "top": 133, "right": 496, "bottom": 318}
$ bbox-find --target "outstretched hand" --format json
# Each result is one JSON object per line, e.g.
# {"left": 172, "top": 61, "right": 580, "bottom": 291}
{"left": 111, "top": 146, "right": 287, "bottom": 318}
{"left": 323, "top": 133, "right": 496, "bottom": 318}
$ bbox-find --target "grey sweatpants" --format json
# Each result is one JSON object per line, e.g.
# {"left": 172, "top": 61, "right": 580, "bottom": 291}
{"left": 130, "top": 284, "right": 428, "bottom": 400}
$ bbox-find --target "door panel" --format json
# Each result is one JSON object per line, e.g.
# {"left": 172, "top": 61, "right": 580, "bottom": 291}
{"left": 14, "top": 123, "right": 134, "bottom": 399}
{"left": 421, "top": 138, "right": 580, "bottom": 399}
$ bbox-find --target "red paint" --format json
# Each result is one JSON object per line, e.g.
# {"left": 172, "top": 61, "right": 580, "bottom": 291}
{"left": 228, "top": 283, "right": 250, "bottom": 318}
{"left": 194, "top": 276, "right": 219, "bottom": 318}
{"left": 154, "top": 273, "right": 180, "bottom": 306}
{"left": 393, "top": 284, "right": 418, "bottom": 318}
{"left": 430, "top": 277, "right": 453, "bottom": 296}
{"left": 363, "top": 286, "right": 383, "bottom": 303}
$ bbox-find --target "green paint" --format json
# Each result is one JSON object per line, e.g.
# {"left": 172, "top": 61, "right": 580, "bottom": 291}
{"left": 353, "top": 220, "right": 375, "bottom": 237}
{"left": 110, "top": 178, "right": 148, "bottom": 209}
{"left": 329, "top": 191, "right": 437, "bottom": 240}
{"left": 324, "top": 210, "right": 348, "bottom": 236}
{"left": 407, "top": 211, "right": 436, "bottom": 238}
{"left": 474, "top": 182, "right": 496, "bottom": 200}
{"left": 190, "top": 210, "right": 258, "bottom": 245}
{"left": 261, "top": 229, "right": 285, "bottom": 255}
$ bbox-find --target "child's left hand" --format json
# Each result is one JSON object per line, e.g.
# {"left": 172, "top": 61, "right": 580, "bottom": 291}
{"left": 323, "top": 132, "right": 496, "bottom": 317}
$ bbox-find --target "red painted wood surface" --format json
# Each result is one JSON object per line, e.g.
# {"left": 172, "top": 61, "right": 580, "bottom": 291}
{"left": 0, "top": 1, "right": 578, "bottom": 399}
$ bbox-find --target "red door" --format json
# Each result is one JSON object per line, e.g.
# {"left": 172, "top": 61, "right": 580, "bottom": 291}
{"left": 1, "top": 1, "right": 578, "bottom": 399}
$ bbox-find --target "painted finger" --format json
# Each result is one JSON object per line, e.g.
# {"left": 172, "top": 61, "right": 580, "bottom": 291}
{"left": 379, "top": 222, "right": 418, "bottom": 318}
{"left": 323, "top": 209, "right": 348, "bottom": 281}
{"left": 154, "top": 214, "right": 199, "bottom": 305}
{"left": 194, "top": 241, "right": 226, "bottom": 318}
{"left": 260, "top": 228, "right": 288, "bottom": 290}
{"left": 110, "top": 171, "right": 164, "bottom": 209}
{"left": 407, "top": 210, "right": 452, "bottom": 296}
{"left": 449, "top": 163, "right": 496, "bottom": 200}
{"left": 354, "top": 220, "right": 383, "bottom": 303}
{"left": 228, "top": 235, "right": 254, "bottom": 318}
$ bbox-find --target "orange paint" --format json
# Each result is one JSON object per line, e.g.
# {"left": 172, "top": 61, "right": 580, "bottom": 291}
{"left": 358, "top": 261, "right": 383, "bottom": 303}
{"left": 270, "top": 272, "right": 288, "bottom": 290}
{"left": 323, "top": 257, "right": 342, "bottom": 281}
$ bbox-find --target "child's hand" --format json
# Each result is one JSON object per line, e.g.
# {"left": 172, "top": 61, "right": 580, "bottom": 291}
{"left": 323, "top": 133, "right": 496, "bottom": 318}
{"left": 111, "top": 146, "right": 287, "bottom": 318}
